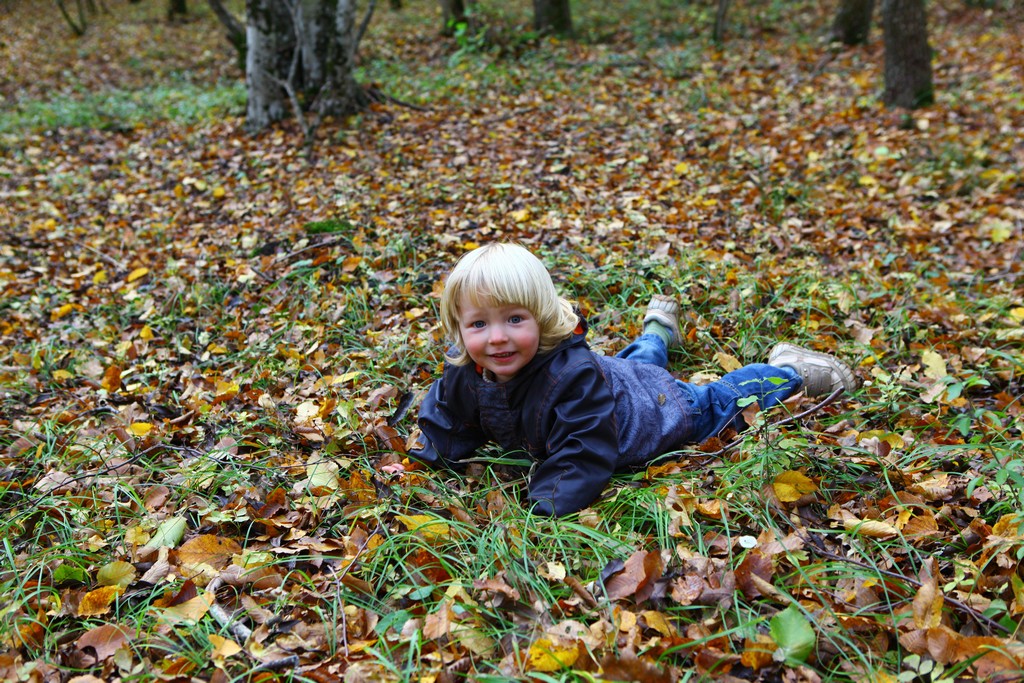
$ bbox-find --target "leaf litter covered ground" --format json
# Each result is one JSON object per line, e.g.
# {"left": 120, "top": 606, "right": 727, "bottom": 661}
{"left": 1, "top": 0, "right": 1023, "bottom": 680}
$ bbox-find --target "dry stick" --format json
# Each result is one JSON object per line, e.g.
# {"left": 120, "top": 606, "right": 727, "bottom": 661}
{"left": 801, "top": 533, "right": 1012, "bottom": 636}
{"left": 270, "top": 235, "right": 351, "bottom": 266}
{"left": 206, "top": 578, "right": 254, "bottom": 642}
{"left": 562, "top": 575, "right": 600, "bottom": 610}
{"left": 70, "top": 239, "right": 121, "bottom": 270}
{"left": 205, "top": 579, "right": 299, "bottom": 674}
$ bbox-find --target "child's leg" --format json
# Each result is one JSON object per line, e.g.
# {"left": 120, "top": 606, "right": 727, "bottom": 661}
{"left": 677, "top": 364, "right": 802, "bottom": 443}
{"left": 617, "top": 333, "right": 670, "bottom": 367}
{"left": 615, "top": 296, "right": 681, "bottom": 368}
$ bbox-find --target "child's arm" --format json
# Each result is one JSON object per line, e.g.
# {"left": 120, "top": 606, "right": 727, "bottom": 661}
{"left": 528, "top": 361, "right": 619, "bottom": 516}
{"left": 411, "top": 372, "right": 487, "bottom": 467}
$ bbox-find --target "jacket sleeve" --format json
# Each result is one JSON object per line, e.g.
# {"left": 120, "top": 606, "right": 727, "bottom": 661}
{"left": 527, "top": 360, "right": 619, "bottom": 517}
{"left": 411, "top": 368, "right": 487, "bottom": 469}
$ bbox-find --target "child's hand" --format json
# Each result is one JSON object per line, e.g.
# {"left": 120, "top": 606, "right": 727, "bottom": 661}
{"left": 381, "top": 463, "right": 406, "bottom": 475}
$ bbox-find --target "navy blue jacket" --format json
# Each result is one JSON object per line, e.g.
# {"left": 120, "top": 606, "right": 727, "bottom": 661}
{"left": 412, "top": 319, "right": 697, "bottom": 516}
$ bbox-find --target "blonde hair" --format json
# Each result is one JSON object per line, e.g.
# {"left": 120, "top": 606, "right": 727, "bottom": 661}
{"left": 440, "top": 243, "right": 579, "bottom": 366}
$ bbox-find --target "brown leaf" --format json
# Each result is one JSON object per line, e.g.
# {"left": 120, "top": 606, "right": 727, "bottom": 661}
{"left": 76, "top": 623, "right": 131, "bottom": 662}
{"left": 735, "top": 551, "right": 776, "bottom": 600}
{"left": 912, "top": 558, "right": 944, "bottom": 630}
{"left": 604, "top": 550, "right": 656, "bottom": 601}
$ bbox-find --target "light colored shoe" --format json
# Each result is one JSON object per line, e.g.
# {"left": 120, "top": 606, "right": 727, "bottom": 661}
{"left": 768, "top": 343, "right": 857, "bottom": 397}
{"left": 643, "top": 295, "right": 682, "bottom": 348}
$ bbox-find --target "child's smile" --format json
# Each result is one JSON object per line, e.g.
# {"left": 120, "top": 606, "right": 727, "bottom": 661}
{"left": 458, "top": 298, "right": 540, "bottom": 382}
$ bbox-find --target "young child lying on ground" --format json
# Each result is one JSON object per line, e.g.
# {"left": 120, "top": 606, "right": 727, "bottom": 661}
{"left": 410, "top": 243, "right": 856, "bottom": 516}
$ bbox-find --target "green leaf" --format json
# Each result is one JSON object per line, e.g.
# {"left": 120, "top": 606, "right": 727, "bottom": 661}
{"left": 146, "top": 516, "right": 187, "bottom": 550}
{"left": 769, "top": 604, "right": 815, "bottom": 665}
{"left": 303, "top": 218, "right": 354, "bottom": 234}
{"left": 53, "top": 563, "right": 90, "bottom": 585}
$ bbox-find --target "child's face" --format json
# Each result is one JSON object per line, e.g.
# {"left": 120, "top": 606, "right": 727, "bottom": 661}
{"left": 457, "top": 296, "right": 540, "bottom": 383}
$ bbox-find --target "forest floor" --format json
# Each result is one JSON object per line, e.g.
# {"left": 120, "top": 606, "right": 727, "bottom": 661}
{"left": 1, "top": 0, "right": 1023, "bottom": 681}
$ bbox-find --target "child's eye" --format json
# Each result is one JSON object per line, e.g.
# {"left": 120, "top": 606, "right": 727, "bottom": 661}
{"left": 508, "top": 315, "right": 523, "bottom": 324}
{"left": 470, "top": 321, "right": 486, "bottom": 329}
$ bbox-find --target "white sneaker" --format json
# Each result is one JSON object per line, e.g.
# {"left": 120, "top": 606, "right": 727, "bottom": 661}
{"left": 643, "top": 295, "right": 682, "bottom": 348}
{"left": 768, "top": 343, "right": 857, "bottom": 397}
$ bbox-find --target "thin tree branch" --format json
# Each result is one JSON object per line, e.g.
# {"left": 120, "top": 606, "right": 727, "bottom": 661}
{"left": 55, "top": 0, "right": 87, "bottom": 35}
{"left": 206, "top": 0, "right": 244, "bottom": 43}
{"left": 352, "top": 0, "right": 377, "bottom": 60}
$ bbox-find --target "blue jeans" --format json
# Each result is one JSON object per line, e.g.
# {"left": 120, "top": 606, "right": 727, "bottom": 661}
{"left": 617, "top": 334, "right": 802, "bottom": 443}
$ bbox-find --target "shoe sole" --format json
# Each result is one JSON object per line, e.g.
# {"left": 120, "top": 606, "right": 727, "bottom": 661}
{"left": 769, "top": 343, "right": 858, "bottom": 392}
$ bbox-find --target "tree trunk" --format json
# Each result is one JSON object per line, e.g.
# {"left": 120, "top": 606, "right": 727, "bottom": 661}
{"left": 167, "top": 0, "right": 187, "bottom": 20}
{"left": 712, "top": 0, "right": 729, "bottom": 43}
{"left": 440, "top": 0, "right": 468, "bottom": 36}
{"left": 831, "top": 0, "right": 874, "bottom": 45}
{"left": 243, "top": 0, "right": 366, "bottom": 132}
{"left": 315, "top": 0, "right": 367, "bottom": 117}
{"left": 533, "top": 0, "right": 572, "bottom": 36}
{"left": 245, "top": 0, "right": 292, "bottom": 130}
{"left": 881, "top": 0, "right": 933, "bottom": 108}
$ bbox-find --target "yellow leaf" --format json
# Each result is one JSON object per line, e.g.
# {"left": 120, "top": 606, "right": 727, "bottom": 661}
{"left": 714, "top": 352, "right": 743, "bottom": 372}
{"left": 773, "top": 470, "right": 818, "bottom": 503}
{"left": 208, "top": 634, "right": 242, "bottom": 658}
{"left": 396, "top": 514, "right": 450, "bottom": 542}
{"left": 1009, "top": 308, "right": 1024, "bottom": 323}
{"left": 674, "top": 161, "right": 691, "bottom": 176}
{"left": 214, "top": 380, "right": 239, "bottom": 399}
{"left": 641, "top": 610, "right": 675, "bottom": 637}
{"left": 844, "top": 518, "right": 898, "bottom": 539}
{"left": 858, "top": 175, "right": 877, "bottom": 186}
{"left": 51, "top": 303, "right": 75, "bottom": 321}
{"left": 96, "top": 561, "right": 137, "bottom": 589}
{"left": 93, "top": 270, "right": 107, "bottom": 285}
{"left": 921, "top": 349, "right": 947, "bottom": 380}
{"left": 78, "top": 586, "right": 124, "bottom": 617}
{"left": 212, "top": 186, "right": 227, "bottom": 199}
{"left": 527, "top": 637, "right": 579, "bottom": 672}
{"left": 52, "top": 369, "right": 74, "bottom": 381}
{"left": 510, "top": 209, "right": 530, "bottom": 223}
{"left": 126, "top": 267, "right": 149, "bottom": 283}
{"left": 128, "top": 422, "right": 153, "bottom": 436}
{"left": 139, "top": 325, "right": 154, "bottom": 340}
{"left": 156, "top": 592, "right": 214, "bottom": 626}
{"left": 304, "top": 454, "right": 340, "bottom": 491}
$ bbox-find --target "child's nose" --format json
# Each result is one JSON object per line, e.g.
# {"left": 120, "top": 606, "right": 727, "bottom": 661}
{"left": 489, "top": 324, "right": 508, "bottom": 342}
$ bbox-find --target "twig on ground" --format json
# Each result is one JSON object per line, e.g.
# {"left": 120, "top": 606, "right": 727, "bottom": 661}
{"left": 206, "top": 578, "right": 254, "bottom": 642}
{"left": 563, "top": 574, "right": 600, "bottom": 609}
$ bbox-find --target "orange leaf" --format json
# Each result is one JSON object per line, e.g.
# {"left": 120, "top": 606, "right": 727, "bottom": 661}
{"left": 177, "top": 534, "right": 242, "bottom": 570}
{"left": 101, "top": 365, "right": 122, "bottom": 393}
{"left": 77, "top": 586, "right": 124, "bottom": 617}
